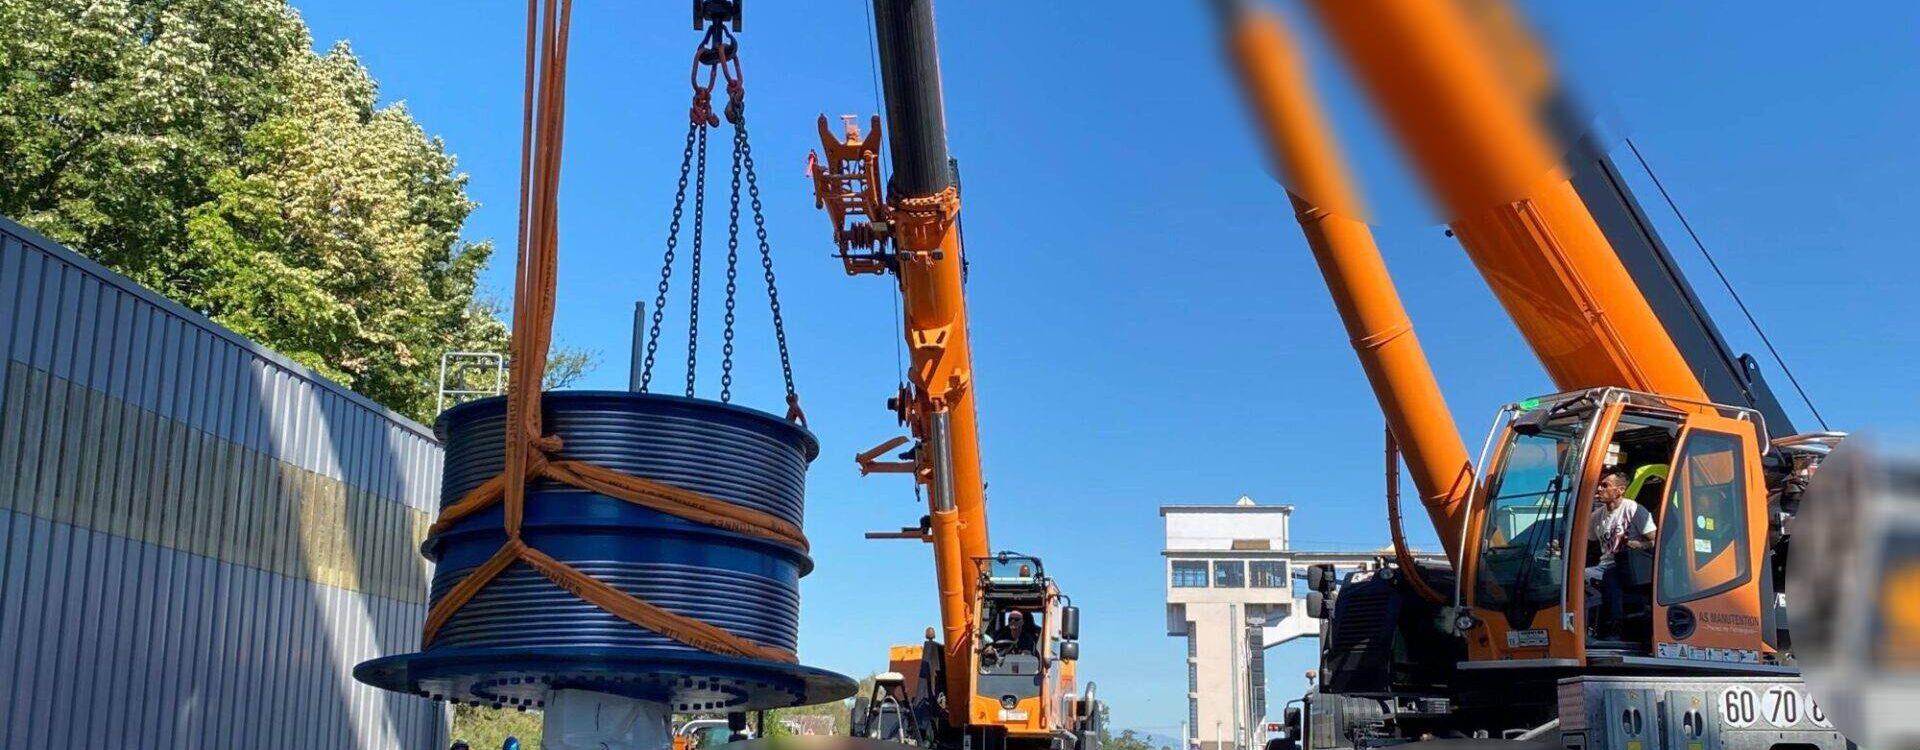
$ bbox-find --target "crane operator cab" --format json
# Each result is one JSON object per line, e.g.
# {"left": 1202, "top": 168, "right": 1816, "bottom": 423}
{"left": 967, "top": 552, "right": 1084, "bottom": 749}
{"left": 1457, "top": 387, "right": 1828, "bottom": 672}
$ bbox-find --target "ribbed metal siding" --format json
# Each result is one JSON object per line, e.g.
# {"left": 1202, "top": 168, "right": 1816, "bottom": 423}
{"left": 0, "top": 216, "right": 447, "bottom": 748}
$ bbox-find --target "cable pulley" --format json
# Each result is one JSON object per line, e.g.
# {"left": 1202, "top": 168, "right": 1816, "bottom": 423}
{"left": 639, "top": 8, "right": 802, "bottom": 423}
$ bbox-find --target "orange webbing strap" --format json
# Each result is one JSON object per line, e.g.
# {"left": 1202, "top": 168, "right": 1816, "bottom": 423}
{"left": 518, "top": 545, "right": 795, "bottom": 662}
{"left": 426, "top": 460, "right": 807, "bottom": 554}
{"left": 418, "top": 0, "right": 799, "bottom": 665}
{"left": 541, "top": 460, "right": 808, "bottom": 552}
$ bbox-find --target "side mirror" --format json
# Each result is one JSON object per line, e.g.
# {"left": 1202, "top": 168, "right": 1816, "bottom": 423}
{"left": 1305, "top": 590, "right": 1333, "bottom": 619}
{"left": 1060, "top": 606, "right": 1080, "bottom": 641}
{"left": 1306, "top": 564, "right": 1338, "bottom": 594}
{"left": 1512, "top": 403, "right": 1554, "bottom": 436}
{"left": 1059, "top": 640, "right": 1080, "bottom": 661}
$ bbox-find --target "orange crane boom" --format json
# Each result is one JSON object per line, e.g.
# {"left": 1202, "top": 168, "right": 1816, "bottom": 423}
{"left": 806, "top": 7, "right": 1098, "bottom": 750}
{"left": 813, "top": 8, "right": 1096, "bottom": 750}
{"left": 809, "top": 0, "right": 992, "bottom": 734}
{"left": 868, "top": 1, "right": 996, "bottom": 675}
{"left": 1217, "top": 1, "right": 1843, "bottom": 744}
{"left": 1223, "top": 6, "right": 1475, "bottom": 565}
{"left": 1302, "top": 0, "right": 1714, "bottom": 403}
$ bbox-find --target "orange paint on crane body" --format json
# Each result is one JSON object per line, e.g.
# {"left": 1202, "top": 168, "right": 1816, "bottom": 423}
{"left": 892, "top": 185, "right": 992, "bottom": 728}
{"left": 812, "top": 117, "right": 988, "bottom": 729}
{"left": 1227, "top": 11, "right": 1474, "bottom": 565}
{"left": 1303, "top": 0, "right": 1712, "bottom": 403}
{"left": 1225, "top": 0, "right": 1813, "bottom": 674}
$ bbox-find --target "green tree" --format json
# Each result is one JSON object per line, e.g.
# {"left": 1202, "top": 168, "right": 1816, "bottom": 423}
{"left": 451, "top": 703, "right": 542, "bottom": 750}
{"left": 0, "top": 0, "right": 589, "bottom": 423}
{"left": 542, "top": 347, "right": 596, "bottom": 390}
{"left": 1095, "top": 704, "right": 1164, "bottom": 750}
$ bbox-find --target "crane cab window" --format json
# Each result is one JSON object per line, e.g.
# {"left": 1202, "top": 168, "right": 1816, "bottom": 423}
{"left": 982, "top": 606, "right": 1043, "bottom": 657}
{"left": 979, "top": 605, "right": 1044, "bottom": 706}
{"left": 1873, "top": 529, "right": 1920, "bottom": 667}
{"left": 1657, "top": 430, "right": 1752, "bottom": 605}
{"left": 1473, "top": 412, "right": 1587, "bottom": 614}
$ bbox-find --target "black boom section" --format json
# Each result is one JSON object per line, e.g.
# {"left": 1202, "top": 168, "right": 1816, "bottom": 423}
{"left": 1564, "top": 134, "right": 1798, "bottom": 436}
{"left": 872, "top": 0, "right": 954, "bottom": 198}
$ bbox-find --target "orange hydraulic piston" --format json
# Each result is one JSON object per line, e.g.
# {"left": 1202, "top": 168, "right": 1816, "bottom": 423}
{"left": 1225, "top": 5, "right": 1474, "bottom": 566}
{"left": 1303, "top": 0, "right": 1711, "bottom": 401}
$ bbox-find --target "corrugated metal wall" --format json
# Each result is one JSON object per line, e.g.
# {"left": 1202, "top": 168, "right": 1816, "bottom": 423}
{"left": 0, "top": 216, "right": 448, "bottom": 748}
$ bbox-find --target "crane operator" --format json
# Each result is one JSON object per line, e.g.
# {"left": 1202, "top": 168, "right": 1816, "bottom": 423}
{"left": 1586, "top": 468, "right": 1657, "bottom": 640}
{"left": 993, "top": 611, "right": 1040, "bottom": 657}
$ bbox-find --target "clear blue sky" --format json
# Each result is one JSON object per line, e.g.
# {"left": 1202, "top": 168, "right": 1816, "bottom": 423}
{"left": 298, "top": 1, "right": 1918, "bottom": 737}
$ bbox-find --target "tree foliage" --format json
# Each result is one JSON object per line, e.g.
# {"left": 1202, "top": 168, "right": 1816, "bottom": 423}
{"left": 0, "top": 0, "right": 588, "bottom": 423}
{"left": 1098, "top": 704, "right": 1170, "bottom": 750}
{"left": 451, "top": 703, "right": 541, "bottom": 750}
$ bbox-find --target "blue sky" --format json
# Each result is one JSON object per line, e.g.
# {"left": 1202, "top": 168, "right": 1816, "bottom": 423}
{"left": 297, "top": 1, "right": 1919, "bottom": 737}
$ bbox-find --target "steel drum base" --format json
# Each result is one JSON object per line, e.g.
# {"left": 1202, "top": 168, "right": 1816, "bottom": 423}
{"left": 353, "top": 646, "right": 856, "bottom": 711}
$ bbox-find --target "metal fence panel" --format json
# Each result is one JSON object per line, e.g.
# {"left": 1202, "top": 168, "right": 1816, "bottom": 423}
{"left": 0, "top": 217, "right": 447, "bottom": 748}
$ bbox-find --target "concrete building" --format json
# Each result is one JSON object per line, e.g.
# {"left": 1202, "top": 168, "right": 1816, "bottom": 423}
{"left": 1163, "top": 497, "right": 1447, "bottom": 750}
{"left": 1162, "top": 497, "right": 1312, "bottom": 750}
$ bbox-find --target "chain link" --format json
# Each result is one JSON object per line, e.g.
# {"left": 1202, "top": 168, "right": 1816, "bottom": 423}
{"left": 685, "top": 124, "right": 711, "bottom": 397}
{"left": 641, "top": 27, "right": 798, "bottom": 414}
{"left": 640, "top": 121, "right": 700, "bottom": 392}
{"left": 720, "top": 127, "right": 743, "bottom": 402}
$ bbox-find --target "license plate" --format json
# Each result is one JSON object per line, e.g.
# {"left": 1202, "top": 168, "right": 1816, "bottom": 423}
{"left": 998, "top": 710, "right": 1029, "bottom": 721}
{"left": 1507, "top": 629, "right": 1549, "bottom": 648}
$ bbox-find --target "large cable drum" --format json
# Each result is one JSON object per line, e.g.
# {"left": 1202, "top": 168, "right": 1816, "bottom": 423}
{"left": 355, "top": 391, "right": 854, "bottom": 712}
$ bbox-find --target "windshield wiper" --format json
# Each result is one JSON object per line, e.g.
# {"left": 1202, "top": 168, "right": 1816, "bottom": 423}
{"left": 1504, "top": 475, "right": 1568, "bottom": 622}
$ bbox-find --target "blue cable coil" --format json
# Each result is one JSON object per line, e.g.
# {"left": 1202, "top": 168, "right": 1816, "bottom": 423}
{"left": 354, "top": 391, "right": 855, "bottom": 711}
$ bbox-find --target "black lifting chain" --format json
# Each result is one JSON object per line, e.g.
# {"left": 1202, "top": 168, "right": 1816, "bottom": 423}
{"left": 721, "top": 125, "right": 742, "bottom": 401}
{"left": 684, "top": 124, "right": 711, "bottom": 397}
{"left": 639, "top": 17, "right": 801, "bottom": 417}
{"left": 639, "top": 121, "right": 699, "bottom": 393}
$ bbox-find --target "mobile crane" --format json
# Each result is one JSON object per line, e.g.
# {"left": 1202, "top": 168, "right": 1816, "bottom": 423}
{"left": 807, "top": 3, "right": 1097, "bottom": 750}
{"left": 1213, "top": 1, "right": 1848, "bottom": 746}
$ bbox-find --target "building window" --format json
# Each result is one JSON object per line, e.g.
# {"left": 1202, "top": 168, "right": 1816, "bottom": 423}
{"left": 1187, "top": 661, "right": 1198, "bottom": 692}
{"left": 1188, "top": 698, "right": 1199, "bottom": 739}
{"left": 1171, "top": 560, "right": 1209, "bottom": 588}
{"left": 1249, "top": 560, "right": 1287, "bottom": 588}
{"left": 1214, "top": 560, "right": 1245, "bottom": 588}
{"left": 1187, "top": 629, "right": 1197, "bottom": 657}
